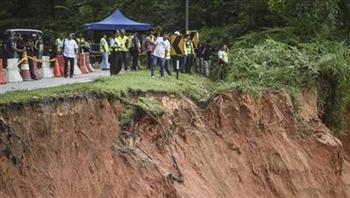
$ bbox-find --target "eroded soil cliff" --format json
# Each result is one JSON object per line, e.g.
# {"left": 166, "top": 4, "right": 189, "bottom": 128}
{"left": 0, "top": 90, "right": 349, "bottom": 197}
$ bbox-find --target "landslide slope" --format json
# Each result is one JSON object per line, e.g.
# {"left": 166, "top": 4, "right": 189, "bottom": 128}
{"left": 0, "top": 89, "right": 348, "bottom": 198}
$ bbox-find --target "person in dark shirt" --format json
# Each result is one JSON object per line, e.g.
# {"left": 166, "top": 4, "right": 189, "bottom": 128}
{"left": 33, "top": 34, "right": 41, "bottom": 57}
{"left": 195, "top": 43, "right": 204, "bottom": 73}
{"left": 25, "top": 40, "right": 37, "bottom": 80}
{"left": 129, "top": 32, "right": 141, "bottom": 71}
{"left": 6, "top": 32, "right": 22, "bottom": 59}
{"left": 202, "top": 40, "right": 215, "bottom": 77}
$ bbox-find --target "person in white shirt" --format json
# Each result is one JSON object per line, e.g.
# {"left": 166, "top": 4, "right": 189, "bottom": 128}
{"left": 218, "top": 45, "right": 229, "bottom": 80}
{"left": 151, "top": 33, "right": 170, "bottom": 79}
{"left": 63, "top": 33, "right": 79, "bottom": 78}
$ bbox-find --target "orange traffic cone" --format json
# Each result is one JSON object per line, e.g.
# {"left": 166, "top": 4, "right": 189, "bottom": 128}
{"left": 0, "top": 58, "right": 6, "bottom": 84}
{"left": 57, "top": 55, "right": 65, "bottom": 74}
{"left": 79, "top": 53, "right": 89, "bottom": 74}
{"left": 53, "top": 58, "right": 62, "bottom": 77}
{"left": 33, "top": 56, "right": 41, "bottom": 80}
{"left": 85, "top": 53, "right": 94, "bottom": 72}
{"left": 20, "top": 52, "right": 32, "bottom": 81}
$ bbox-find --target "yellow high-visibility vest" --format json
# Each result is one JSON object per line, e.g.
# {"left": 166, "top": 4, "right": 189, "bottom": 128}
{"left": 184, "top": 40, "right": 194, "bottom": 55}
{"left": 113, "top": 37, "right": 122, "bottom": 52}
{"left": 116, "top": 36, "right": 129, "bottom": 52}
{"left": 223, "top": 51, "right": 229, "bottom": 63}
{"left": 77, "top": 38, "right": 86, "bottom": 47}
{"left": 100, "top": 37, "right": 109, "bottom": 53}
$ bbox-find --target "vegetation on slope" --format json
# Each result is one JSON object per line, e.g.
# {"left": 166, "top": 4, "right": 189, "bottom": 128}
{"left": 209, "top": 29, "right": 350, "bottom": 135}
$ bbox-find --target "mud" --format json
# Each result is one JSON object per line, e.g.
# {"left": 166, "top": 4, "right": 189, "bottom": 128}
{"left": 0, "top": 90, "right": 349, "bottom": 197}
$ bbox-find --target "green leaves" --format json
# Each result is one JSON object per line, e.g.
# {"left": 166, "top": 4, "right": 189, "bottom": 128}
{"left": 267, "top": 0, "right": 340, "bottom": 38}
{"left": 219, "top": 39, "right": 316, "bottom": 88}
{"left": 211, "top": 35, "right": 350, "bottom": 135}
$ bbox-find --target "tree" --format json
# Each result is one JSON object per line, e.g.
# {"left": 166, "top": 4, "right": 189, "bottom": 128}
{"left": 267, "top": 0, "right": 340, "bottom": 38}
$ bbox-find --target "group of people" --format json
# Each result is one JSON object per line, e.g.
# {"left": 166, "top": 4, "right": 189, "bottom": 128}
{"left": 145, "top": 31, "right": 230, "bottom": 79}
{"left": 4, "top": 31, "right": 89, "bottom": 80}
{"left": 5, "top": 32, "right": 43, "bottom": 80}
{"left": 4, "top": 29, "right": 229, "bottom": 81}
{"left": 99, "top": 29, "right": 141, "bottom": 74}
{"left": 100, "top": 29, "right": 230, "bottom": 79}
{"left": 143, "top": 31, "right": 198, "bottom": 79}
{"left": 55, "top": 33, "right": 91, "bottom": 78}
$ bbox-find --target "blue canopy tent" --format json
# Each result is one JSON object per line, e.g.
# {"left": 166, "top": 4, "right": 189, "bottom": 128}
{"left": 84, "top": 9, "right": 152, "bottom": 31}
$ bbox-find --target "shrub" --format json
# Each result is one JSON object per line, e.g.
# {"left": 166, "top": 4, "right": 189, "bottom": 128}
{"left": 213, "top": 37, "right": 350, "bottom": 134}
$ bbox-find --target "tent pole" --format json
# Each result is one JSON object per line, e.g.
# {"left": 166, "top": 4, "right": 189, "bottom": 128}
{"left": 186, "top": 0, "right": 189, "bottom": 32}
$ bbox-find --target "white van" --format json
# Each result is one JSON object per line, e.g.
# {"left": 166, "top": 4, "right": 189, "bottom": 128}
{"left": 2, "top": 29, "right": 43, "bottom": 60}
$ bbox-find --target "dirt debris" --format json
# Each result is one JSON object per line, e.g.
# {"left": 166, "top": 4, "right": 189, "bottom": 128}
{"left": 0, "top": 90, "right": 349, "bottom": 197}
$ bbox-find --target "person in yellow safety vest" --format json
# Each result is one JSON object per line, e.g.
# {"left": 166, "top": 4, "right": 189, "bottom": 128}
{"left": 76, "top": 33, "right": 89, "bottom": 53}
{"left": 110, "top": 30, "right": 123, "bottom": 75}
{"left": 164, "top": 39, "right": 172, "bottom": 76}
{"left": 100, "top": 33, "right": 110, "bottom": 70}
{"left": 218, "top": 45, "right": 229, "bottom": 80}
{"left": 184, "top": 34, "right": 195, "bottom": 74}
{"left": 118, "top": 29, "right": 129, "bottom": 71}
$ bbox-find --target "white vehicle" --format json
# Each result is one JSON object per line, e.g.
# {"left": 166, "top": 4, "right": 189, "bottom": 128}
{"left": 2, "top": 29, "right": 43, "bottom": 60}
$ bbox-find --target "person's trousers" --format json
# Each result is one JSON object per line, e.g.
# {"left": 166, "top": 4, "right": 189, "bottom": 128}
{"left": 64, "top": 56, "right": 74, "bottom": 77}
{"left": 101, "top": 52, "right": 110, "bottom": 69}
{"left": 151, "top": 56, "right": 165, "bottom": 77}
{"left": 219, "top": 63, "right": 228, "bottom": 80}
{"left": 181, "top": 56, "right": 186, "bottom": 72}
{"left": 28, "top": 59, "right": 37, "bottom": 80}
{"left": 165, "top": 59, "right": 171, "bottom": 76}
{"left": 121, "top": 51, "right": 128, "bottom": 71}
{"left": 110, "top": 51, "right": 122, "bottom": 75}
{"left": 185, "top": 54, "right": 194, "bottom": 74}
{"left": 204, "top": 60, "right": 211, "bottom": 77}
{"left": 147, "top": 51, "right": 152, "bottom": 69}
{"left": 130, "top": 50, "right": 139, "bottom": 71}
{"left": 171, "top": 56, "right": 179, "bottom": 72}
{"left": 194, "top": 57, "right": 202, "bottom": 73}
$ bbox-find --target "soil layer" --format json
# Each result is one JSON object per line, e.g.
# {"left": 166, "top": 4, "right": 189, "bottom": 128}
{"left": 0, "top": 90, "right": 349, "bottom": 197}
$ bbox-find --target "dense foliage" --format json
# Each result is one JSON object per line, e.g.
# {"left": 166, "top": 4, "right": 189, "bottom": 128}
{"left": 210, "top": 30, "right": 350, "bottom": 135}
{"left": 0, "top": 0, "right": 348, "bottom": 38}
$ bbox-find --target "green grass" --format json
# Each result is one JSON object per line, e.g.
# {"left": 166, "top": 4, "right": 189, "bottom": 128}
{"left": 119, "top": 105, "right": 137, "bottom": 127}
{"left": 0, "top": 70, "right": 213, "bottom": 105}
{"left": 137, "top": 97, "right": 167, "bottom": 116}
{"left": 119, "top": 97, "right": 167, "bottom": 127}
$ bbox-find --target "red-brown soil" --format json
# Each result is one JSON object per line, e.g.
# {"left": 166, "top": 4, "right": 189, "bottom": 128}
{"left": 339, "top": 104, "right": 350, "bottom": 197}
{"left": 0, "top": 90, "right": 349, "bottom": 197}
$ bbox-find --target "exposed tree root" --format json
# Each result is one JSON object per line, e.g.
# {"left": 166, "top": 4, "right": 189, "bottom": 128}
{"left": 0, "top": 117, "right": 32, "bottom": 165}
{"left": 116, "top": 97, "right": 184, "bottom": 184}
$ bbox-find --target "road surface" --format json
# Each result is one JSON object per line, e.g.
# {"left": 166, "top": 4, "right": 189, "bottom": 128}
{"left": 0, "top": 70, "right": 110, "bottom": 94}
